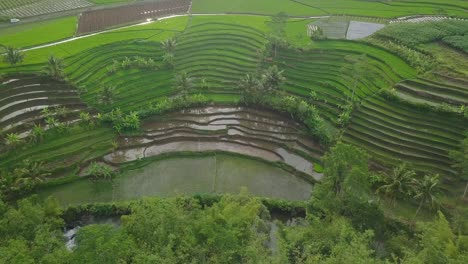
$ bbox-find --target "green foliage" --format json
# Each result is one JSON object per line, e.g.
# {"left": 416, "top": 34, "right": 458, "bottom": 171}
{"left": 449, "top": 136, "right": 468, "bottom": 198}
{"left": 413, "top": 174, "right": 441, "bottom": 217}
{"left": 107, "top": 56, "right": 159, "bottom": 75}
{"left": 402, "top": 211, "right": 468, "bottom": 263}
{"left": 277, "top": 216, "right": 378, "bottom": 263}
{"left": 99, "top": 85, "right": 116, "bottom": 105}
{"left": 70, "top": 224, "right": 136, "bottom": 264}
{"left": 376, "top": 163, "right": 417, "bottom": 206}
{"left": 118, "top": 193, "right": 272, "bottom": 263}
{"left": 102, "top": 108, "right": 140, "bottom": 133}
{"left": 443, "top": 35, "right": 468, "bottom": 52}
{"left": 310, "top": 26, "right": 326, "bottom": 40}
{"left": 86, "top": 162, "right": 115, "bottom": 181}
{"left": 175, "top": 71, "right": 194, "bottom": 96}
{"left": 139, "top": 94, "right": 211, "bottom": 118}
{"left": 375, "top": 20, "right": 468, "bottom": 47}
{"left": 43, "top": 55, "right": 65, "bottom": 80}
{"left": 3, "top": 46, "right": 24, "bottom": 67}
{"left": 0, "top": 160, "right": 51, "bottom": 199}
{"left": 0, "top": 196, "right": 68, "bottom": 263}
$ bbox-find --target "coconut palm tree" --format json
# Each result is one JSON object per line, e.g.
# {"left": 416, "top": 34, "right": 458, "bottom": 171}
{"left": 238, "top": 73, "right": 262, "bottom": 102}
{"left": 376, "top": 163, "right": 417, "bottom": 206}
{"left": 3, "top": 46, "right": 24, "bottom": 68}
{"left": 261, "top": 65, "right": 285, "bottom": 92}
{"left": 99, "top": 86, "right": 116, "bottom": 105}
{"left": 43, "top": 55, "right": 65, "bottom": 80}
{"left": 161, "top": 38, "right": 177, "bottom": 53}
{"left": 413, "top": 174, "right": 441, "bottom": 217}
{"left": 175, "top": 72, "right": 194, "bottom": 96}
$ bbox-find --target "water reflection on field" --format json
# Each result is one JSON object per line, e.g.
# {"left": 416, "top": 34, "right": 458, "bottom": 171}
{"left": 39, "top": 154, "right": 313, "bottom": 205}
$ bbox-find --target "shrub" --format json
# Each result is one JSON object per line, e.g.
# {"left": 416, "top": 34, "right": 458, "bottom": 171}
{"left": 86, "top": 162, "right": 115, "bottom": 181}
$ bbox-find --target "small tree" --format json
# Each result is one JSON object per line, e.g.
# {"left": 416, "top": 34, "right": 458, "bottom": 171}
{"left": 238, "top": 73, "right": 262, "bottom": 103}
{"left": 341, "top": 54, "right": 369, "bottom": 102}
{"left": 261, "top": 65, "right": 285, "bottom": 93}
{"left": 99, "top": 86, "right": 116, "bottom": 105}
{"left": 175, "top": 72, "right": 194, "bottom": 96}
{"left": 3, "top": 46, "right": 24, "bottom": 68}
{"left": 86, "top": 162, "right": 115, "bottom": 181}
{"left": 376, "top": 163, "right": 417, "bottom": 206}
{"left": 43, "top": 55, "right": 65, "bottom": 80}
{"left": 162, "top": 52, "right": 175, "bottom": 68}
{"left": 449, "top": 136, "right": 468, "bottom": 199}
{"left": 267, "top": 12, "right": 288, "bottom": 57}
{"left": 161, "top": 38, "right": 177, "bottom": 53}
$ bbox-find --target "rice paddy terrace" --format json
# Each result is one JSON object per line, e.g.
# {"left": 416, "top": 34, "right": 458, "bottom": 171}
{"left": 0, "top": 1, "right": 468, "bottom": 208}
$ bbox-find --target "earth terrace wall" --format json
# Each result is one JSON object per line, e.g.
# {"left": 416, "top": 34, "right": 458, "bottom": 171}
{"left": 76, "top": 0, "right": 191, "bottom": 35}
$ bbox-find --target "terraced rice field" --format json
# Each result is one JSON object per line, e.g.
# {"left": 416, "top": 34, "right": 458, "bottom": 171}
{"left": 0, "top": 0, "right": 93, "bottom": 18}
{"left": 343, "top": 94, "right": 468, "bottom": 179}
{"left": 104, "top": 106, "right": 324, "bottom": 180}
{"left": 271, "top": 40, "right": 416, "bottom": 122}
{"left": 192, "top": 0, "right": 468, "bottom": 18}
{"left": 0, "top": 75, "right": 89, "bottom": 137}
{"left": 174, "top": 20, "right": 267, "bottom": 101}
{"left": 65, "top": 40, "right": 173, "bottom": 112}
{"left": 394, "top": 78, "right": 468, "bottom": 107}
{"left": 0, "top": 127, "right": 115, "bottom": 173}
{"left": 77, "top": 0, "right": 191, "bottom": 34}
{"left": 0, "top": 0, "right": 37, "bottom": 11}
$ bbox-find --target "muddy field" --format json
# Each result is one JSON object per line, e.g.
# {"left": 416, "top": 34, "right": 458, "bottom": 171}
{"left": 76, "top": 0, "right": 191, "bottom": 35}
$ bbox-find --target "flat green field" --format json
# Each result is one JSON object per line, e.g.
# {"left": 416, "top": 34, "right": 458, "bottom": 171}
{"left": 0, "top": 16, "right": 189, "bottom": 69}
{"left": 0, "top": 16, "right": 77, "bottom": 49}
{"left": 192, "top": 0, "right": 468, "bottom": 18}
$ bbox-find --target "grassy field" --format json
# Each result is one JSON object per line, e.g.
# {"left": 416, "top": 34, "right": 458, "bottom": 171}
{"left": 0, "top": 16, "right": 77, "bottom": 49}
{"left": 0, "top": 16, "right": 189, "bottom": 70}
{"left": 192, "top": 0, "right": 468, "bottom": 18}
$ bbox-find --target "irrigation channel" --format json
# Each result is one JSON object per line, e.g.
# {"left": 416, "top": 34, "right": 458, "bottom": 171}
{"left": 38, "top": 107, "right": 323, "bottom": 205}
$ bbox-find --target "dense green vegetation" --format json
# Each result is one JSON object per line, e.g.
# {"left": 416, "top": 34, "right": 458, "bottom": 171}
{"left": 0, "top": 16, "right": 77, "bottom": 49}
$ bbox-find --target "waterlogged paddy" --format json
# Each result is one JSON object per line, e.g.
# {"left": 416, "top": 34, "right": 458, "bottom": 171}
{"left": 39, "top": 154, "right": 313, "bottom": 205}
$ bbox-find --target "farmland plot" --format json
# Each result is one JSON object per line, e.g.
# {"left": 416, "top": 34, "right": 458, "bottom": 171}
{"left": 0, "top": 0, "right": 93, "bottom": 18}
{"left": 0, "top": 75, "right": 89, "bottom": 137}
{"left": 77, "top": 0, "right": 191, "bottom": 34}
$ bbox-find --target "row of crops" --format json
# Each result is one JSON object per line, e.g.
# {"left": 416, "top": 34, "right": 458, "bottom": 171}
{"left": 0, "top": 0, "right": 37, "bottom": 11}
{"left": 271, "top": 40, "right": 416, "bottom": 122}
{"left": 0, "top": 75, "right": 89, "bottom": 137}
{"left": 174, "top": 21, "right": 267, "bottom": 102}
{"left": 394, "top": 78, "right": 468, "bottom": 107}
{"left": 343, "top": 94, "right": 468, "bottom": 179}
{"left": 65, "top": 40, "right": 174, "bottom": 112}
{"left": 0, "top": 0, "right": 93, "bottom": 18}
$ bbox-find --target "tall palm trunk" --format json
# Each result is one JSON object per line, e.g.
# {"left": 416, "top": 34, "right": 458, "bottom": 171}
{"left": 415, "top": 198, "right": 424, "bottom": 218}
{"left": 463, "top": 181, "right": 468, "bottom": 198}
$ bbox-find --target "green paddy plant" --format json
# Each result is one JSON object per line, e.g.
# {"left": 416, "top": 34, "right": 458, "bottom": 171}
{"left": 29, "top": 124, "right": 45, "bottom": 143}
{"left": 43, "top": 55, "right": 65, "bottom": 80}
{"left": 3, "top": 46, "right": 24, "bottom": 69}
